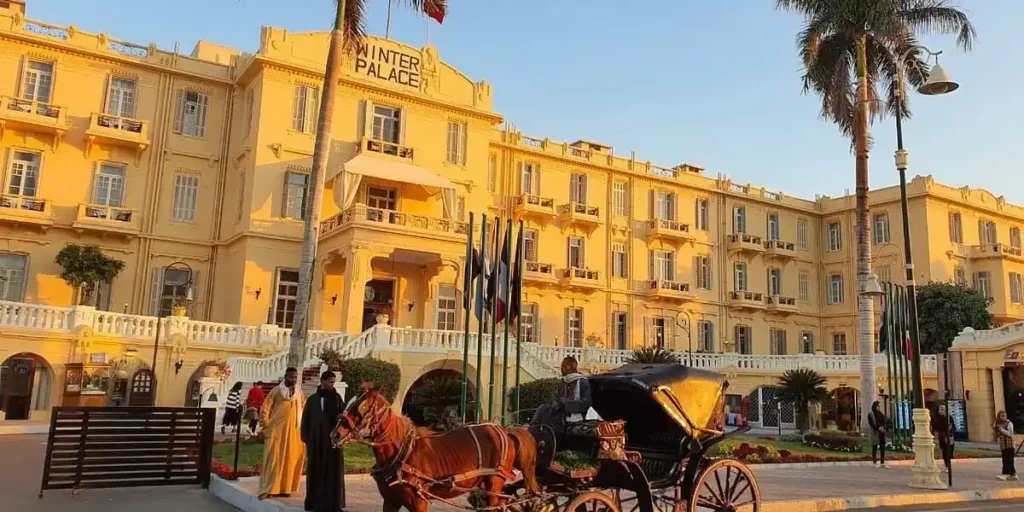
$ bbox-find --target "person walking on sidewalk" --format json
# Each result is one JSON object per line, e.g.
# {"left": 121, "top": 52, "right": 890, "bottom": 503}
{"left": 868, "top": 401, "right": 887, "bottom": 467}
{"left": 246, "top": 381, "right": 266, "bottom": 435}
{"left": 222, "top": 381, "right": 243, "bottom": 434}
{"left": 994, "top": 410, "right": 1017, "bottom": 481}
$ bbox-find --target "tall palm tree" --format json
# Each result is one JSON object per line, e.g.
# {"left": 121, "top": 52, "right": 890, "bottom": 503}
{"left": 776, "top": 0, "right": 974, "bottom": 430}
{"left": 287, "top": 0, "right": 448, "bottom": 368}
{"left": 776, "top": 368, "right": 829, "bottom": 432}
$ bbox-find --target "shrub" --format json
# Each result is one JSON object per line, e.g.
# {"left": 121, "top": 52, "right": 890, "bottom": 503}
{"left": 333, "top": 357, "right": 401, "bottom": 402}
{"left": 508, "top": 378, "right": 560, "bottom": 423}
{"left": 804, "top": 431, "right": 863, "bottom": 453}
{"left": 779, "top": 433, "right": 805, "bottom": 443}
{"left": 717, "top": 442, "right": 780, "bottom": 463}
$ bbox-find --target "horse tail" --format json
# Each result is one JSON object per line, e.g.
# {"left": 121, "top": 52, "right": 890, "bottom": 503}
{"left": 505, "top": 426, "right": 540, "bottom": 493}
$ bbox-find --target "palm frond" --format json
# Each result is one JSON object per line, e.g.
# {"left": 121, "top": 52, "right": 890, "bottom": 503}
{"left": 338, "top": 0, "right": 367, "bottom": 52}
{"left": 801, "top": 31, "right": 857, "bottom": 139}
{"left": 898, "top": 0, "right": 977, "bottom": 50}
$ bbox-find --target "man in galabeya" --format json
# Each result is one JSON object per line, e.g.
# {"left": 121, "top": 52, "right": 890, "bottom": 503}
{"left": 258, "top": 367, "right": 306, "bottom": 499}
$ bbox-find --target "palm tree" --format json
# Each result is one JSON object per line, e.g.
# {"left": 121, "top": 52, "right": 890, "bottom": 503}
{"left": 624, "top": 346, "right": 680, "bottom": 365}
{"left": 776, "top": 0, "right": 974, "bottom": 430}
{"left": 287, "top": 0, "right": 448, "bottom": 368}
{"left": 776, "top": 368, "right": 829, "bottom": 433}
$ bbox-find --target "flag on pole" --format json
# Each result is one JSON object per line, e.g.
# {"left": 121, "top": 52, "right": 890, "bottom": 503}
{"left": 425, "top": 0, "right": 446, "bottom": 24}
{"left": 509, "top": 223, "right": 524, "bottom": 322}
{"left": 485, "top": 220, "right": 501, "bottom": 316}
{"left": 494, "top": 226, "right": 511, "bottom": 324}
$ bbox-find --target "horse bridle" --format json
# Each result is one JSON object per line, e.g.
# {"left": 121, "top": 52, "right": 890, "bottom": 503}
{"left": 331, "top": 392, "right": 392, "bottom": 448}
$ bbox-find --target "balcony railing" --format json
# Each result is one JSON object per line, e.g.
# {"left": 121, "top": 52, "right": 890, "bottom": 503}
{"left": 969, "top": 243, "right": 1023, "bottom": 260}
{"left": 364, "top": 138, "right": 414, "bottom": 159}
{"left": 0, "top": 195, "right": 47, "bottom": 213}
{"left": 525, "top": 261, "right": 555, "bottom": 278}
{"left": 766, "top": 295, "right": 796, "bottom": 306}
{"left": 730, "top": 291, "right": 764, "bottom": 305}
{"left": 558, "top": 202, "right": 600, "bottom": 218}
{"left": 82, "top": 204, "right": 134, "bottom": 223}
{"left": 96, "top": 114, "right": 144, "bottom": 133}
{"left": 320, "top": 204, "right": 467, "bottom": 239}
{"left": 649, "top": 280, "right": 690, "bottom": 293}
{"left": 764, "top": 240, "right": 796, "bottom": 252}
{"left": 2, "top": 96, "right": 62, "bottom": 119}
{"left": 515, "top": 194, "right": 556, "bottom": 215}
{"left": 559, "top": 267, "right": 600, "bottom": 281}
{"left": 730, "top": 234, "right": 762, "bottom": 245}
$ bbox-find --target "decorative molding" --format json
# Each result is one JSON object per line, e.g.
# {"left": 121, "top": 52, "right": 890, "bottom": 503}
{"left": 269, "top": 143, "right": 314, "bottom": 159}
{"left": 164, "top": 148, "right": 219, "bottom": 167}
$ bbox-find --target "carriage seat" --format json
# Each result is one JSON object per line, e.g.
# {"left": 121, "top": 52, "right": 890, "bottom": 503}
{"left": 562, "top": 420, "right": 641, "bottom": 463}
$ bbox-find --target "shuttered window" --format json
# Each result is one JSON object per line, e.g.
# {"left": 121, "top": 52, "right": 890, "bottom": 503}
{"left": 174, "top": 90, "right": 209, "bottom": 138}
{"left": 292, "top": 84, "right": 319, "bottom": 133}
{"left": 172, "top": 173, "right": 199, "bottom": 222}
{"left": 565, "top": 308, "right": 583, "bottom": 347}
{"left": 446, "top": 121, "right": 468, "bottom": 165}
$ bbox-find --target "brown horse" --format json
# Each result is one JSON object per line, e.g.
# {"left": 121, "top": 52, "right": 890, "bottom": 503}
{"left": 332, "top": 391, "right": 539, "bottom": 512}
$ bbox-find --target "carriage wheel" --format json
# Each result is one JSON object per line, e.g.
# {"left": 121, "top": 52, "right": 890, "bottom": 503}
{"left": 618, "top": 488, "right": 685, "bottom": 512}
{"left": 566, "top": 491, "right": 620, "bottom": 512}
{"left": 688, "top": 459, "right": 760, "bottom": 512}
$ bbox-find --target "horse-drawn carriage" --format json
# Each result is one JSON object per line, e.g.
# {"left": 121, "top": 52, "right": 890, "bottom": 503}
{"left": 507, "top": 363, "right": 760, "bottom": 512}
{"left": 333, "top": 363, "right": 759, "bottom": 512}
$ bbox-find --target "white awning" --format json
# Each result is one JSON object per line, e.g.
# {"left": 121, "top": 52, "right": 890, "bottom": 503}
{"left": 328, "top": 153, "right": 453, "bottom": 191}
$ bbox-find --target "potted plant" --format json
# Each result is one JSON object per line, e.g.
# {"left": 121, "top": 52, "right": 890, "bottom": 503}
{"left": 171, "top": 295, "right": 189, "bottom": 317}
{"left": 375, "top": 307, "right": 393, "bottom": 325}
{"left": 54, "top": 244, "right": 126, "bottom": 307}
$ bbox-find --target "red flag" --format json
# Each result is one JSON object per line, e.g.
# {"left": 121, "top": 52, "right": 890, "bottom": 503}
{"left": 425, "top": 0, "right": 446, "bottom": 24}
{"left": 905, "top": 332, "right": 914, "bottom": 361}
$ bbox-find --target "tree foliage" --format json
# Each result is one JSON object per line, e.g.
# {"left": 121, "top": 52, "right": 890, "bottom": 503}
{"left": 54, "top": 244, "right": 126, "bottom": 306}
{"left": 625, "top": 346, "right": 680, "bottom": 365}
{"left": 776, "top": 368, "right": 830, "bottom": 433}
{"left": 320, "top": 351, "right": 402, "bottom": 403}
{"left": 508, "top": 378, "right": 560, "bottom": 423}
{"left": 916, "top": 282, "right": 993, "bottom": 354}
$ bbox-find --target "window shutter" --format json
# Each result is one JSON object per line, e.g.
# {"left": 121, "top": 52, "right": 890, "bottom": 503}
{"left": 564, "top": 308, "right": 570, "bottom": 346}
{"left": 281, "top": 172, "right": 291, "bottom": 217}
{"left": 566, "top": 237, "right": 571, "bottom": 267}
{"left": 648, "top": 250, "right": 656, "bottom": 280}
{"left": 363, "top": 99, "right": 375, "bottom": 139}
{"left": 644, "top": 317, "right": 651, "bottom": 347}
{"left": 196, "top": 94, "right": 208, "bottom": 138}
{"left": 517, "top": 162, "right": 524, "bottom": 194}
{"left": 670, "top": 193, "right": 677, "bottom": 221}
{"left": 102, "top": 74, "right": 113, "bottom": 114}
{"left": 535, "top": 165, "right": 541, "bottom": 195}
{"left": 692, "top": 256, "right": 699, "bottom": 287}
{"left": 173, "top": 89, "right": 184, "bottom": 134}
{"left": 188, "top": 270, "right": 200, "bottom": 316}
{"left": 149, "top": 267, "right": 163, "bottom": 316}
{"left": 292, "top": 86, "right": 302, "bottom": 131}
{"left": 399, "top": 108, "right": 408, "bottom": 146}
{"left": 307, "top": 89, "right": 319, "bottom": 132}
{"left": 978, "top": 220, "right": 985, "bottom": 242}
{"left": 532, "top": 304, "right": 541, "bottom": 343}
{"left": 648, "top": 189, "right": 655, "bottom": 220}
{"left": 665, "top": 319, "right": 674, "bottom": 349}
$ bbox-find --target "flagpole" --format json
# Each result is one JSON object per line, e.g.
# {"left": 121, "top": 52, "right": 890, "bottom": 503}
{"left": 499, "top": 219, "right": 513, "bottom": 424}
{"left": 487, "top": 218, "right": 501, "bottom": 422}
{"left": 385, "top": 0, "right": 393, "bottom": 39}
{"left": 474, "top": 215, "right": 488, "bottom": 423}
{"left": 513, "top": 220, "right": 524, "bottom": 423}
{"left": 459, "top": 213, "right": 474, "bottom": 422}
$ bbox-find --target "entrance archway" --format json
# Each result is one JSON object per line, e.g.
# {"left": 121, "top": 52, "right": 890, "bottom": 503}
{"left": 1, "top": 353, "right": 52, "bottom": 420}
{"left": 362, "top": 279, "right": 395, "bottom": 331}
{"left": 184, "top": 361, "right": 224, "bottom": 407}
{"left": 401, "top": 369, "right": 476, "bottom": 429}
{"left": 129, "top": 370, "right": 155, "bottom": 406}
{"left": 745, "top": 386, "right": 795, "bottom": 429}
{"left": 109, "top": 355, "right": 149, "bottom": 406}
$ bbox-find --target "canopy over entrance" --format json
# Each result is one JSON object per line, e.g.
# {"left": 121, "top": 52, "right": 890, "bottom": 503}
{"left": 329, "top": 153, "right": 456, "bottom": 214}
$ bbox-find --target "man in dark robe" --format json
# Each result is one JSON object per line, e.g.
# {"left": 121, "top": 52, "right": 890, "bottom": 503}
{"left": 530, "top": 356, "right": 592, "bottom": 438}
{"left": 301, "top": 371, "right": 346, "bottom": 512}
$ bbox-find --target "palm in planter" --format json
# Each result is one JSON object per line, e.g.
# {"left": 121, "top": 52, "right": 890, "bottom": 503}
{"left": 408, "top": 373, "right": 463, "bottom": 429}
{"left": 54, "top": 244, "right": 125, "bottom": 307}
{"left": 625, "top": 346, "right": 680, "bottom": 365}
{"left": 776, "top": 368, "right": 829, "bottom": 433}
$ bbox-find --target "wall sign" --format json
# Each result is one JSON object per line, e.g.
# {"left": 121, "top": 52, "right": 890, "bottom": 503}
{"left": 355, "top": 44, "right": 421, "bottom": 88}
{"left": 1006, "top": 348, "right": 1024, "bottom": 362}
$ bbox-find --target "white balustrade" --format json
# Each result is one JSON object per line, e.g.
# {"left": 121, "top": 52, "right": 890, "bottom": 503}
{"left": 0, "top": 300, "right": 72, "bottom": 330}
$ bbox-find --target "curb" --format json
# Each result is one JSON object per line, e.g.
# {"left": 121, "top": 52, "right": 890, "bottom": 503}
{"left": 761, "top": 487, "right": 1024, "bottom": 512}
{"left": 751, "top": 457, "right": 994, "bottom": 471}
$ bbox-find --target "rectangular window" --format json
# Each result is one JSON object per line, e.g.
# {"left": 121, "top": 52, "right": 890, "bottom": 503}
{"left": 93, "top": 163, "right": 126, "bottom": 207}
{"left": 827, "top": 222, "right": 842, "bottom": 251}
{"left": 696, "top": 198, "right": 709, "bottom": 231}
{"left": 954, "top": 266, "right": 966, "bottom": 286}
{"left": 798, "top": 270, "right": 810, "bottom": 302}
{"left": 487, "top": 154, "right": 497, "bottom": 192}
{"left": 172, "top": 173, "right": 199, "bottom": 222}
{"left": 797, "top": 218, "right": 808, "bottom": 250}
{"left": 273, "top": 269, "right": 300, "bottom": 328}
{"left": 566, "top": 308, "right": 584, "bottom": 347}
{"left": 1012, "top": 227, "right": 1022, "bottom": 250}
{"left": 800, "top": 331, "right": 815, "bottom": 354}
{"left": 733, "top": 262, "right": 748, "bottom": 292}
{"left": 372, "top": 105, "right": 402, "bottom": 143}
{"left": 767, "top": 213, "right": 780, "bottom": 241}
{"left": 612, "top": 243, "right": 628, "bottom": 278}
{"left": 698, "top": 321, "right": 714, "bottom": 352}
{"left": 520, "top": 303, "right": 538, "bottom": 344}
{"left": 5, "top": 150, "right": 40, "bottom": 197}
{"left": 21, "top": 60, "right": 54, "bottom": 103}
{"left": 652, "top": 190, "right": 674, "bottom": 221}
{"left": 613, "top": 312, "right": 628, "bottom": 350}
{"left": 828, "top": 274, "right": 844, "bottom": 304}
{"left": 874, "top": 213, "right": 891, "bottom": 245}
{"left": 695, "top": 256, "right": 712, "bottom": 290}
{"left": 524, "top": 230, "right": 538, "bottom": 262}
{"left": 832, "top": 333, "right": 848, "bottom": 355}
{"left": 767, "top": 267, "right": 782, "bottom": 296}
{"left": 735, "top": 325, "right": 752, "bottom": 355}
{"left": 0, "top": 253, "right": 27, "bottom": 301}
{"left": 570, "top": 173, "right": 588, "bottom": 204}
{"left": 949, "top": 212, "right": 963, "bottom": 243}
{"left": 520, "top": 163, "right": 539, "bottom": 195}
{"left": 878, "top": 266, "right": 892, "bottom": 284}
{"left": 175, "top": 90, "right": 209, "bottom": 138}
{"left": 648, "top": 317, "right": 671, "bottom": 348}
{"left": 650, "top": 250, "right": 674, "bottom": 281}
{"left": 612, "top": 181, "right": 628, "bottom": 216}
{"left": 435, "top": 285, "right": 457, "bottom": 330}
{"left": 770, "top": 328, "right": 787, "bottom": 355}
{"left": 366, "top": 186, "right": 397, "bottom": 211}
{"left": 1010, "top": 273, "right": 1023, "bottom": 304}
{"left": 292, "top": 84, "right": 318, "bottom": 133}
{"left": 733, "top": 206, "right": 746, "bottom": 234}
{"left": 283, "top": 171, "right": 309, "bottom": 220}
{"left": 979, "top": 220, "right": 997, "bottom": 245}
{"left": 974, "top": 271, "right": 992, "bottom": 298}
{"left": 155, "top": 267, "right": 198, "bottom": 317}
{"left": 446, "top": 121, "right": 468, "bottom": 165}
{"left": 567, "top": 236, "right": 584, "bottom": 268}
{"left": 106, "top": 77, "right": 137, "bottom": 117}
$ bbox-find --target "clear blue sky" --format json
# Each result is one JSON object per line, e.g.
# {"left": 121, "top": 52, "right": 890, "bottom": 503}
{"left": 27, "top": 0, "right": 1024, "bottom": 203}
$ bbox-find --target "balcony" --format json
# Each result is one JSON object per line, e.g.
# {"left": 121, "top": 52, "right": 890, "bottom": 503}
{"left": 362, "top": 138, "right": 414, "bottom": 160}
{"left": 729, "top": 291, "right": 765, "bottom": 310}
{"left": 558, "top": 202, "right": 600, "bottom": 232}
{"left": 647, "top": 279, "right": 692, "bottom": 302}
{"left": 765, "top": 295, "right": 798, "bottom": 314}
{"left": 85, "top": 113, "right": 151, "bottom": 163}
{"left": 968, "top": 243, "right": 1024, "bottom": 262}
{"left": 514, "top": 194, "right": 556, "bottom": 220}
{"left": 0, "top": 195, "right": 53, "bottom": 229}
{"left": 728, "top": 234, "right": 765, "bottom": 254}
{"left": 647, "top": 219, "right": 694, "bottom": 244}
{"left": 764, "top": 240, "right": 797, "bottom": 259}
{"left": 72, "top": 204, "right": 141, "bottom": 236}
{"left": 0, "top": 96, "right": 67, "bottom": 148}
{"left": 319, "top": 204, "right": 467, "bottom": 242}
{"left": 558, "top": 267, "right": 601, "bottom": 290}
{"left": 524, "top": 261, "right": 557, "bottom": 284}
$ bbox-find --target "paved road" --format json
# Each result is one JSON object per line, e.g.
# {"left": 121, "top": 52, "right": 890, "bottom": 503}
{"left": 0, "top": 434, "right": 234, "bottom": 512}
{"left": 850, "top": 498, "right": 1024, "bottom": 511}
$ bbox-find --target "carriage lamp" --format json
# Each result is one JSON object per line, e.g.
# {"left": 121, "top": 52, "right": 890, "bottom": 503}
{"left": 174, "top": 360, "right": 184, "bottom": 375}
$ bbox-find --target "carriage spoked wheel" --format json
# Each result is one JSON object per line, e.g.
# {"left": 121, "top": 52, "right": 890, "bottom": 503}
{"left": 617, "top": 488, "right": 685, "bottom": 512}
{"left": 565, "top": 491, "right": 621, "bottom": 512}
{"left": 688, "top": 459, "right": 761, "bottom": 512}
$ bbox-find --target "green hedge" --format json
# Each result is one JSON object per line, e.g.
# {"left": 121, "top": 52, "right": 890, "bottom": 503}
{"left": 804, "top": 430, "right": 863, "bottom": 453}
{"left": 507, "top": 378, "right": 560, "bottom": 423}
{"left": 321, "top": 350, "right": 401, "bottom": 403}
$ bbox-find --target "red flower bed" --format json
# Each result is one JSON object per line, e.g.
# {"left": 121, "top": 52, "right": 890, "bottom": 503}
{"left": 211, "top": 460, "right": 262, "bottom": 479}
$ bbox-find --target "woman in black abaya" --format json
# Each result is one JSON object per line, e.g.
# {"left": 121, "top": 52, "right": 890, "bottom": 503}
{"left": 301, "top": 371, "right": 346, "bottom": 512}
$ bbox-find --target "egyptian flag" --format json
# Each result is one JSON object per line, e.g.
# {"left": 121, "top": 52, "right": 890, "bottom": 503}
{"left": 425, "top": 0, "right": 447, "bottom": 24}
{"left": 508, "top": 224, "right": 524, "bottom": 322}
{"left": 494, "top": 225, "right": 512, "bottom": 324}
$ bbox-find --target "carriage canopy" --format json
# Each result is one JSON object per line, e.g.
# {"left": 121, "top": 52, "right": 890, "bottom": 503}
{"left": 588, "top": 364, "right": 727, "bottom": 443}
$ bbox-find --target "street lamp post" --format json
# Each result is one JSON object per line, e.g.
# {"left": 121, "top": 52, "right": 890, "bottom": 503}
{"left": 894, "top": 47, "right": 959, "bottom": 490}
{"left": 676, "top": 311, "right": 693, "bottom": 367}
{"left": 151, "top": 262, "right": 194, "bottom": 398}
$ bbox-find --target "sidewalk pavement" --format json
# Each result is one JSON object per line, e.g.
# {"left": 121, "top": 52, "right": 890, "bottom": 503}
{"left": 212, "top": 458, "right": 1024, "bottom": 512}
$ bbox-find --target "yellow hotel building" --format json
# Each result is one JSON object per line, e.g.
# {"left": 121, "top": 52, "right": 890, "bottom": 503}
{"left": 0, "top": 1, "right": 1021, "bottom": 439}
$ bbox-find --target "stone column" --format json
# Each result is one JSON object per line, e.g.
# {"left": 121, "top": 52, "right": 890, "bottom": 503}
{"left": 991, "top": 367, "right": 1006, "bottom": 418}
{"left": 908, "top": 407, "right": 947, "bottom": 489}
{"left": 340, "top": 246, "right": 371, "bottom": 335}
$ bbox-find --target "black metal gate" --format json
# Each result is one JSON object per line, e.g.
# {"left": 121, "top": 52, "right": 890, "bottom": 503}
{"left": 38, "top": 407, "right": 215, "bottom": 496}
